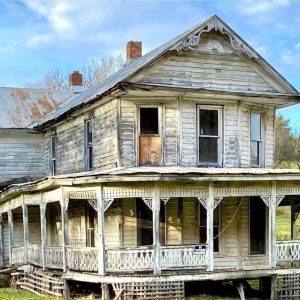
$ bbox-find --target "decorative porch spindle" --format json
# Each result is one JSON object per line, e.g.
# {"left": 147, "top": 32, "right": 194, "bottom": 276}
{"left": 40, "top": 203, "right": 47, "bottom": 271}
{"left": 96, "top": 186, "right": 106, "bottom": 275}
{"left": 60, "top": 192, "right": 69, "bottom": 272}
{"left": 8, "top": 209, "right": 13, "bottom": 265}
{"left": 22, "top": 203, "right": 29, "bottom": 262}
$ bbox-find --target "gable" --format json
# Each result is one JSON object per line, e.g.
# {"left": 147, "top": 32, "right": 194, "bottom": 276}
{"left": 130, "top": 32, "right": 279, "bottom": 94}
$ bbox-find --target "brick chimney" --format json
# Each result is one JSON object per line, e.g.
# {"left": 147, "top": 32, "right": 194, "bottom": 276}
{"left": 126, "top": 41, "right": 142, "bottom": 60}
{"left": 69, "top": 71, "right": 83, "bottom": 93}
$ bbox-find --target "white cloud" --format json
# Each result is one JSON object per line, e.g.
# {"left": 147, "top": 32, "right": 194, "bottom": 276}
{"left": 238, "top": 0, "right": 290, "bottom": 15}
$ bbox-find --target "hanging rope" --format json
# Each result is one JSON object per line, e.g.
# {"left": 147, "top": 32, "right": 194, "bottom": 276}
{"left": 211, "top": 197, "right": 244, "bottom": 241}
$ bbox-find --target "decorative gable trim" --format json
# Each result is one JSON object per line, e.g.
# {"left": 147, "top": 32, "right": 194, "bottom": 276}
{"left": 174, "top": 16, "right": 258, "bottom": 59}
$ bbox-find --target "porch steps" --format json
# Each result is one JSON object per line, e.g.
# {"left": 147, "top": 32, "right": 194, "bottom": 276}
{"left": 11, "top": 269, "right": 64, "bottom": 297}
{"left": 276, "top": 274, "right": 300, "bottom": 299}
{"left": 112, "top": 281, "right": 184, "bottom": 299}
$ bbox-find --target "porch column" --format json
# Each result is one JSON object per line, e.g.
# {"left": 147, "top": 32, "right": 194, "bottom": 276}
{"left": 96, "top": 186, "right": 105, "bottom": 275}
{"left": 22, "top": 204, "right": 29, "bottom": 262}
{"left": 207, "top": 182, "right": 214, "bottom": 272}
{"left": 60, "top": 193, "right": 69, "bottom": 272}
{"left": 153, "top": 185, "right": 161, "bottom": 275}
{"left": 40, "top": 203, "right": 47, "bottom": 270}
{"left": 0, "top": 215, "right": 3, "bottom": 267}
{"left": 8, "top": 209, "right": 13, "bottom": 265}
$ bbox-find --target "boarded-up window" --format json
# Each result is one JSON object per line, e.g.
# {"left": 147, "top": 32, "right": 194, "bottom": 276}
{"left": 249, "top": 197, "right": 266, "bottom": 255}
{"left": 250, "top": 112, "right": 263, "bottom": 167}
{"left": 84, "top": 120, "right": 93, "bottom": 170}
{"left": 50, "top": 135, "right": 56, "bottom": 176}
{"left": 198, "top": 106, "right": 222, "bottom": 165}
{"left": 139, "top": 107, "right": 161, "bottom": 165}
{"left": 199, "top": 204, "right": 220, "bottom": 252}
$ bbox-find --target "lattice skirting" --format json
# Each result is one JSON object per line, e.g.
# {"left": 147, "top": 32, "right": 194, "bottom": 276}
{"left": 112, "top": 281, "right": 184, "bottom": 299}
{"left": 276, "top": 274, "right": 300, "bottom": 300}
{"left": 11, "top": 270, "right": 64, "bottom": 297}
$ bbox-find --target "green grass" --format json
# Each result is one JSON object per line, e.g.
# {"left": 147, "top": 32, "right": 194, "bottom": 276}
{"left": 0, "top": 288, "right": 58, "bottom": 300}
{"left": 276, "top": 206, "right": 300, "bottom": 240}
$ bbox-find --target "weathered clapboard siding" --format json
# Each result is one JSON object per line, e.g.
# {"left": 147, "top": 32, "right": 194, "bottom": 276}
{"left": 240, "top": 103, "right": 250, "bottom": 168}
{"left": 12, "top": 208, "right": 24, "bottom": 247}
{"left": 0, "top": 132, "right": 44, "bottom": 183}
{"left": 132, "top": 32, "right": 277, "bottom": 93}
{"left": 44, "top": 100, "right": 118, "bottom": 176}
{"left": 28, "top": 206, "right": 41, "bottom": 244}
{"left": 265, "top": 108, "right": 275, "bottom": 168}
{"left": 120, "top": 99, "right": 136, "bottom": 167}
{"left": 122, "top": 199, "right": 137, "bottom": 247}
{"left": 105, "top": 201, "right": 121, "bottom": 247}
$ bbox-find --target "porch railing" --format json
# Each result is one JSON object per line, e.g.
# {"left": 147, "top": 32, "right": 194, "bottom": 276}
{"left": 27, "top": 243, "right": 42, "bottom": 266}
{"left": 276, "top": 240, "right": 300, "bottom": 262}
{"left": 105, "top": 244, "right": 208, "bottom": 272}
{"left": 45, "top": 246, "right": 63, "bottom": 269}
{"left": 66, "top": 246, "right": 98, "bottom": 272}
{"left": 11, "top": 246, "right": 25, "bottom": 264}
{"left": 106, "top": 246, "right": 154, "bottom": 272}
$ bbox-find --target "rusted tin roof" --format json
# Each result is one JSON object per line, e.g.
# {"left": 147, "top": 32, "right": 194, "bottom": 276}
{"left": 0, "top": 87, "right": 74, "bottom": 128}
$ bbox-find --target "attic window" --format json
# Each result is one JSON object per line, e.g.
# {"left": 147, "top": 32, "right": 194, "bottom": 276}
{"left": 140, "top": 108, "right": 159, "bottom": 134}
{"left": 50, "top": 135, "right": 57, "bottom": 176}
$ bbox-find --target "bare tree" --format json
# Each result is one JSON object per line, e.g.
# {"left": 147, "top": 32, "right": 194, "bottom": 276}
{"left": 27, "top": 55, "right": 125, "bottom": 90}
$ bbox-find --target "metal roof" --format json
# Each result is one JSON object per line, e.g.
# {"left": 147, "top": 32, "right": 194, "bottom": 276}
{"left": 33, "top": 15, "right": 299, "bottom": 128}
{"left": 0, "top": 87, "right": 74, "bottom": 128}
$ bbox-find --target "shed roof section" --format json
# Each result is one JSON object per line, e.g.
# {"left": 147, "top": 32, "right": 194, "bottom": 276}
{"left": 0, "top": 87, "right": 74, "bottom": 128}
{"left": 33, "top": 15, "right": 299, "bottom": 129}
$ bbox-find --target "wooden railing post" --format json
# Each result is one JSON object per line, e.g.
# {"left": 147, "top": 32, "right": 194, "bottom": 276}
{"left": 0, "top": 214, "right": 3, "bottom": 267}
{"left": 153, "top": 185, "right": 161, "bottom": 275}
{"left": 207, "top": 182, "right": 214, "bottom": 272}
{"left": 8, "top": 209, "right": 13, "bottom": 265}
{"left": 96, "top": 185, "right": 105, "bottom": 275}
{"left": 60, "top": 189, "right": 69, "bottom": 273}
{"left": 22, "top": 203, "right": 29, "bottom": 262}
{"left": 40, "top": 202, "right": 47, "bottom": 270}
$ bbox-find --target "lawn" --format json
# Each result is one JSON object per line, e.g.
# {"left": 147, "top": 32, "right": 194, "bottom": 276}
{"left": 0, "top": 288, "right": 58, "bottom": 300}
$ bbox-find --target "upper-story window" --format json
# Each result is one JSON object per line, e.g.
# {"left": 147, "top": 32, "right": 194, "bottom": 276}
{"left": 138, "top": 107, "right": 161, "bottom": 166}
{"left": 198, "top": 106, "right": 222, "bottom": 166}
{"left": 84, "top": 119, "right": 93, "bottom": 171}
{"left": 250, "top": 111, "right": 264, "bottom": 167}
{"left": 50, "top": 135, "right": 56, "bottom": 176}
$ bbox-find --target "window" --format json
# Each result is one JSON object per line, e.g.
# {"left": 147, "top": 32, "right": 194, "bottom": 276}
{"left": 249, "top": 197, "right": 266, "bottom": 255}
{"left": 199, "top": 204, "right": 220, "bottom": 252}
{"left": 84, "top": 120, "right": 93, "bottom": 171}
{"left": 138, "top": 107, "right": 161, "bottom": 165}
{"left": 50, "top": 135, "right": 56, "bottom": 176}
{"left": 198, "top": 106, "right": 222, "bottom": 166}
{"left": 250, "top": 111, "right": 264, "bottom": 167}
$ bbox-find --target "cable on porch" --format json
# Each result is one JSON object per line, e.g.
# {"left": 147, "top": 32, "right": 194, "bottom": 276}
{"left": 211, "top": 197, "right": 244, "bottom": 241}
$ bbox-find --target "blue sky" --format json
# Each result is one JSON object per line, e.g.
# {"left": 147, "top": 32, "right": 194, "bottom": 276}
{"left": 1, "top": 0, "right": 300, "bottom": 130}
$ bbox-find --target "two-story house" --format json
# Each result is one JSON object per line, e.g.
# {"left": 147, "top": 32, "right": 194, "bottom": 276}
{"left": 1, "top": 15, "right": 300, "bottom": 299}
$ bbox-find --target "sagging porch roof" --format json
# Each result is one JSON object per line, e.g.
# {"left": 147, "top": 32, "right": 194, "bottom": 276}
{"left": 1, "top": 167, "right": 300, "bottom": 202}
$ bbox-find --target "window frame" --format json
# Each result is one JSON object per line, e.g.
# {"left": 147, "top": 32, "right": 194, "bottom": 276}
{"left": 250, "top": 110, "right": 265, "bottom": 168}
{"left": 197, "top": 105, "right": 223, "bottom": 167}
{"left": 50, "top": 134, "right": 57, "bottom": 176}
{"left": 84, "top": 119, "right": 94, "bottom": 171}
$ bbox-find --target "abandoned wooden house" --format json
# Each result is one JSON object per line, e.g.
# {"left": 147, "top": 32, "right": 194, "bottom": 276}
{"left": 1, "top": 15, "right": 300, "bottom": 299}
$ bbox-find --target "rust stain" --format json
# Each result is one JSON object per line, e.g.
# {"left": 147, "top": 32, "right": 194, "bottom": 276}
{"left": 38, "top": 97, "right": 55, "bottom": 112}
{"left": 16, "top": 89, "right": 30, "bottom": 101}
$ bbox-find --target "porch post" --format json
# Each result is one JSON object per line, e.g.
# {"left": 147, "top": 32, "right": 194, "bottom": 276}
{"left": 60, "top": 190, "right": 69, "bottom": 272}
{"left": 8, "top": 209, "right": 13, "bottom": 265}
{"left": 270, "top": 181, "right": 277, "bottom": 268}
{"left": 22, "top": 203, "right": 29, "bottom": 262}
{"left": 0, "top": 214, "right": 3, "bottom": 267}
{"left": 207, "top": 182, "right": 214, "bottom": 272}
{"left": 96, "top": 185, "right": 105, "bottom": 275}
{"left": 40, "top": 203, "right": 47, "bottom": 270}
{"left": 153, "top": 185, "right": 161, "bottom": 275}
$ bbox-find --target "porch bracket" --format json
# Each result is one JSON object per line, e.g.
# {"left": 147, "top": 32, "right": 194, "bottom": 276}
{"left": 198, "top": 197, "right": 223, "bottom": 210}
{"left": 276, "top": 196, "right": 285, "bottom": 206}
{"left": 142, "top": 198, "right": 153, "bottom": 211}
{"left": 161, "top": 198, "right": 170, "bottom": 205}
{"left": 260, "top": 196, "right": 271, "bottom": 207}
{"left": 87, "top": 199, "right": 97, "bottom": 211}
{"left": 214, "top": 197, "right": 223, "bottom": 209}
{"left": 104, "top": 198, "right": 114, "bottom": 212}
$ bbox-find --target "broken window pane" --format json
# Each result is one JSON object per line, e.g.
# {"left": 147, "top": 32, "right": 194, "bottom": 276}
{"left": 200, "top": 109, "right": 218, "bottom": 136}
{"left": 140, "top": 108, "right": 159, "bottom": 134}
{"left": 199, "top": 137, "right": 218, "bottom": 163}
